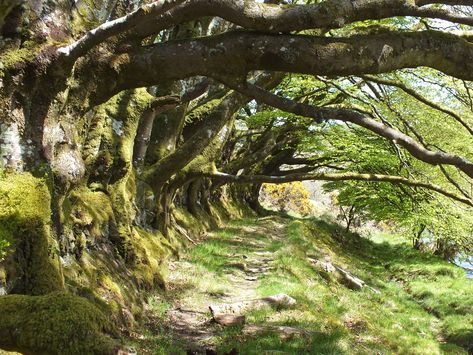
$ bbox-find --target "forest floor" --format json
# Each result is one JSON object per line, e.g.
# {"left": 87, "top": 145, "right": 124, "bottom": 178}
{"left": 128, "top": 215, "right": 473, "bottom": 355}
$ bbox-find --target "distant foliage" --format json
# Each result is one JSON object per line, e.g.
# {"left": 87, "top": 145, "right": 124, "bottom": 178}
{"left": 324, "top": 179, "right": 473, "bottom": 258}
{"left": 261, "top": 182, "right": 315, "bottom": 216}
{"left": 0, "top": 238, "right": 10, "bottom": 262}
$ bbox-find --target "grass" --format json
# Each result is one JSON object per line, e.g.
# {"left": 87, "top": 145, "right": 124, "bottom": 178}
{"left": 130, "top": 216, "right": 472, "bottom": 354}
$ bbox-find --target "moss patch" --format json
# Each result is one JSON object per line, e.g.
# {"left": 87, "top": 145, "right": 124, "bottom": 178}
{"left": 0, "top": 292, "right": 116, "bottom": 355}
{"left": 129, "top": 227, "right": 171, "bottom": 290}
{"left": 65, "top": 186, "right": 114, "bottom": 239}
{"left": 0, "top": 41, "right": 46, "bottom": 75}
{"left": 0, "top": 173, "right": 64, "bottom": 295}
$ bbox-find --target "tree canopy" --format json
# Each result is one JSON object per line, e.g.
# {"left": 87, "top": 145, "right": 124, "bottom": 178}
{"left": 0, "top": 0, "right": 472, "bottom": 288}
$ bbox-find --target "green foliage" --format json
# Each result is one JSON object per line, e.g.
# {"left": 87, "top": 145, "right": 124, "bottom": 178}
{"left": 244, "top": 109, "right": 283, "bottom": 129}
{"left": 260, "top": 182, "right": 315, "bottom": 216}
{"left": 0, "top": 239, "right": 10, "bottom": 262}
{"left": 278, "top": 70, "right": 473, "bottom": 254}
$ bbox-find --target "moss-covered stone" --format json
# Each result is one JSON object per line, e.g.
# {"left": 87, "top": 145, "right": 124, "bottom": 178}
{"left": 66, "top": 186, "right": 114, "bottom": 238}
{"left": 0, "top": 173, "right": 64, "bottom": 295}
{"left": 173, "top": 206, "right": 208, "bottom": 235}
{"left": 0, "top": 292, "right": 117, "bottom": 355}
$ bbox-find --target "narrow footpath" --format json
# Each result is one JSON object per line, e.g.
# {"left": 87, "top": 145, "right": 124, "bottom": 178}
{"left": 158, "top": 216, "right": 296, "bottom": 354}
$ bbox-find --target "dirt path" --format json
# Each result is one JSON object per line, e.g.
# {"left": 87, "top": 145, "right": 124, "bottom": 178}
{"left": 157, "top": 216, "right": 286, "bottom": 354}
{"left": 123, "top": 216, "right": 473, "bottom": 354}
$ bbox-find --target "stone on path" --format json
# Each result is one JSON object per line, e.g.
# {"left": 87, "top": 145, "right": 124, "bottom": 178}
{"left": 255, "top": 251, "right": 273, "bottom": 256}
{"left": 246, "top": 266, "right": 273, "bottom": 274}
{"left": 213, "top": 314, "right": 246, "bottom": 327}
{"left": 209, "top": 293, "right": 296, "bottom": 316}
{"left": 227, "top": 262, "right": 247, "bottom": 271}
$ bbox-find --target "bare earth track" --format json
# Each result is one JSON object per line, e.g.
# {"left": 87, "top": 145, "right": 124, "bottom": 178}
{"left": 154, "top": 216, "right": 291, "bottom": 354}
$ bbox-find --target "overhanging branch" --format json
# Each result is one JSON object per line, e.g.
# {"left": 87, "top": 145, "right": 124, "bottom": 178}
{"left": 218, "top": 79, "right": 473, "bottom": 179}
{"left": 362, "top": 75, "right": 473, "bottom": 136}
{"left": 204, "top": 171, "right": 473, "bottom": 207}
{"left": 130, "top": 0, "right": 473, "bottom": 41}
{"left": 94, "top": 31, "right": 473, "bottom": 103}
{"left": 58, "top": 0, "right": 473, "bottom": 63}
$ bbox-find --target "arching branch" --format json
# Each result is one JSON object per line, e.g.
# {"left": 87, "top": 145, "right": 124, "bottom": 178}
{"left": 361, "top": 75, "right": 473, "bottom": 136}
{"left": 57, "top": 0, "right": 186, "bottom": 60}
{"left": 94, "top": 31, "right": 473, "bottom": 103}
{"left": 219, "top": 79, "right": 473, "bottom": 179}
{"left": 129, "top": 0, "right": 473, "bottom": 41}
{"left": 58, "top": 0, "right": 473, "bottom": 63}
{"left": 416, "top": 0, "right": 473, "bottom": 5}
{"left": 204, "top": 171, "right": 473, "bottom": 207}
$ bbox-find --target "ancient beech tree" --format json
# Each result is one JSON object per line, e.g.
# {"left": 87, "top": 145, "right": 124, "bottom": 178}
{"left": 0, "top": 0, "right": 472, "bottom": 353}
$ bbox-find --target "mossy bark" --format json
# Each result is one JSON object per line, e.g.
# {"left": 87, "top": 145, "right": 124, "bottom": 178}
{"left": 0, "top": 173, "right": 64, "bottom": 295}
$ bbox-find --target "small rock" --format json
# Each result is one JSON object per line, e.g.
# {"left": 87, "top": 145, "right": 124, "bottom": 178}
{"left": 264, "top": 293, "right": 297, "bottom": 307}
{"left": 369, "top": 287, "right": 381, "bottom": 294}
{"left": 335, "top": 267, "right": 365, "bottom": 290}
{"left": 317, "top": 261, "right": 336, "bottom": 273}
{"left": 255, "top": 251, "right": 272, "bottom": 256}
{"left": 213, "top": 314, "right": 246, "bottom": 327}
{"left": 115, "top": 347, "right": 137, "bottom": 355}
{"left": 246, "top": 267, "right": 260, "bottom": 273}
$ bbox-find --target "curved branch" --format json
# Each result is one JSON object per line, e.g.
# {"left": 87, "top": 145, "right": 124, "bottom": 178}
{"left": 219, "top": 79, "right": 473, "bottom": 179}
{"left": 58, "top": 0, "right": 473, "bottom": 62}
{"left": 92, "top": 31, "right": 473, "bottom": 103}
{"left": 204, "top": 171, "right": 473, "bottom": 207}
{"left": 57, "top": 0, "right": 186, "bottom": 60}
{"left": 416, "top": 0, "right": 473, "bottom": 5}
{"left": 439, "top": 165, "right": 472, "bottom": 200}
{"left": 133, "top": 95, "right": 181, "bottom": 169}
{"left": 130, "top": 0, "right": 473, "bottom": 40}
{"left": 362, "top": 75, "right": 473, "bottom": 136}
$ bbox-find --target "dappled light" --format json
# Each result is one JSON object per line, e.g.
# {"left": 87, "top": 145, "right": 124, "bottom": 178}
{"left": 1, "top": 0, "right": 472, "bottom": 353}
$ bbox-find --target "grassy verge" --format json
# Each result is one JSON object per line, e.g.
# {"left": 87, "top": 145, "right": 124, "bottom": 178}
{"left": 131, "top": 216, "right": 472, "bottom": 354}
